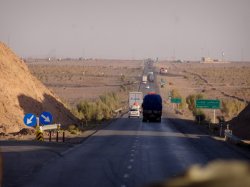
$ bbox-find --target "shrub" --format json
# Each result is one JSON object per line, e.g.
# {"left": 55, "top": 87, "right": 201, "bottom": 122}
{"left": 120, "top": 85, "right": 126, "bottom": 91}
{"left": 121, "top": 74, "right": 125, "bottom": 82}
{"left": 76, "top": 92, "right": 120, "bottom": 122}
{"left": 170, "top": 89, "right": 186, "bottom": 110}
{"left": 68, "top": 124, "right": 80, "bottom": 134}
{"left": 186, "top": 94, "right": 205, "bottom": 119}
{"left": 221, "top": 99, "right": 246, "bottom": 118}
{"left": 186, "top": 94, "right": 204, "bottom": 113}
{"left": 171, "top": 89, "right": 181, "bottom": 98}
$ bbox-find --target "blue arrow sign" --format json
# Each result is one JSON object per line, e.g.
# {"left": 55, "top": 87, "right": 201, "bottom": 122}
{"left": 23, "top": 113, "right": 37, "bottom": 127}
{"left": 39, "top": 111, "right": 53, "bottom": 125}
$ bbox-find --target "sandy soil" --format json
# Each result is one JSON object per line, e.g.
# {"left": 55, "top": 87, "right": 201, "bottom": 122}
{"left": 27, "top": 59, "right": 144, "bottom": 107}
{"left": 155, "top": 61, "right": 250, "bottom": 121}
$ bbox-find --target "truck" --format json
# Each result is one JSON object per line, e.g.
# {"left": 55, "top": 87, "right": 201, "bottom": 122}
{"left": 147, "top": 72, "right": 154, "bottom": 82}
{"left": 128, "top": 92, "right": 143, "bottom": 118}
{"left": 142, "top": 75, "right": 147, "bottom": 84}
{"left": 142, "top": 93, "right": 162, "bottom": 122}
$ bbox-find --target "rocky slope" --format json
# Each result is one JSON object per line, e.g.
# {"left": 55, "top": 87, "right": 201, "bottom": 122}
{"left": 0, "top": 42, "right": 77, "bottom": 133}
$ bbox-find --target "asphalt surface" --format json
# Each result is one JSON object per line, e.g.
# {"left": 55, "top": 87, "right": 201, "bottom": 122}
{"left": 3, "top": 62, "right": 250, "bottom": 187}
{"left": 18, "top": 115, "right": 249, "bottom": 187}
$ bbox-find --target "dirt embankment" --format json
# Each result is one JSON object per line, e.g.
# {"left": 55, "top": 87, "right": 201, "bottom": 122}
{"left": 0, "top": 42, "right": 78, "bottom": 133}
{"left": 230, "top": 103, "right": 250, "bottom": 140}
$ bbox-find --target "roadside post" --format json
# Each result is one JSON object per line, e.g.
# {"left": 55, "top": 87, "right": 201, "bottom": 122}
{"left": 35, "top": 117, "right": 44, "bottom": 141}
{"left": 220, "top": 122, "right": 223, "bottom": 137}
{"left": 224, "top": 124, "right": 232, "bottom": 141}
{"left": 35, "top": 126, "right": 44, "bottom": 141}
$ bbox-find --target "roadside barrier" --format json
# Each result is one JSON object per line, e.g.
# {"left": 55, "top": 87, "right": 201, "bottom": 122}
{"left": 35, "top": 129, "right": 44, "bottom": 141}
{"left": 47, "top": 130, "right": 65, "bottom": 143}
{"left": 35, "top": 124, "right": 65, "bottom": 142}
{"left": 224, "top": 125, "right": 241, "bottom": 144}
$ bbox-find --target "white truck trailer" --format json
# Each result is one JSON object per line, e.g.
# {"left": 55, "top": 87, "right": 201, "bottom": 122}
{"left": 142, "top": 75, "right": 147, "bottom": 84}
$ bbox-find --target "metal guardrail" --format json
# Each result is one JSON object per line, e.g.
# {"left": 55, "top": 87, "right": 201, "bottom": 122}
{"left": 224, "top": 128, "right": 242, "bottom": 144}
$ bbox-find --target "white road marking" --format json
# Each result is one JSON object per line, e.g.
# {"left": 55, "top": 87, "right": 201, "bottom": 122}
{"left": 127, "top": 165, "right": 132, "bottom": 169}
{"left": 130, "top": 159, "right": 134, "bottom": 162}
{"left": 123, "top": 174, "right": 129, "bottom": 178}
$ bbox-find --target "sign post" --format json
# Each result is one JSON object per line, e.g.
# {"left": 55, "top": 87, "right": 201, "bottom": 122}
{"left": 24, "top": 111, "right": 54, "bottom": 141}
{"left": 171, "top": 98, "right": 182, "bottom": 110}
{"left": 196, "top": 99, "right": 220, "bottom": 123}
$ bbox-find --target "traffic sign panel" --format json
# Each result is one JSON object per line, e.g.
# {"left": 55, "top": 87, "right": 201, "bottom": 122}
{"left": 39, "top": 111, "right": 53, "bottom": 125}
{"left": 40, "top": 124, "right": 60, "bottom": 131}
{"left": 23, "top": 113, "right": 37, "bottom": 127}
{"left": 171, "top": 98, "right": 182, "bottom": 104}
{"left": 196, "top": 99, "right": 220, "bottom": 109}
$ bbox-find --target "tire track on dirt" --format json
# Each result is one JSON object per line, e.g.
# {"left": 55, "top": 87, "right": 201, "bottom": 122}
{"left": 186, "top": 71, "right": 249, "bottom": 103}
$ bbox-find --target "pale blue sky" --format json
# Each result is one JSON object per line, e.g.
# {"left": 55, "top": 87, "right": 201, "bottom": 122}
{"left": 0, "top": 0, "right": 249, "bottom": 60}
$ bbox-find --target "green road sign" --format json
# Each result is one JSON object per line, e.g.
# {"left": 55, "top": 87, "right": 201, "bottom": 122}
{"left": 196, "top": 99, "right": 220, "bottom": 109}
{"left": 171, "top": 98, "right": 182, "bottom": 104}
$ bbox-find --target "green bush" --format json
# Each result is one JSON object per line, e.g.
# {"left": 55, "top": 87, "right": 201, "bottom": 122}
{"left": 76, "top": 92, "right": 120, "bottom": 122}
{"left": 68, "top": 124, "right": 80, "bottom": 134}
{"left": 170, "top": 89, "right": 186, "bottom": 110}
{"left": 221, "top": 99, "right": 246, "bottom": 118}
{"left": 186, "top": 94, "right": 204, "bottom": 114}
{"left": 171, "top": 89, "right": 181, "bottom": 98}
{"left": 121, "top": 74, "right": 125, "bottom": 82}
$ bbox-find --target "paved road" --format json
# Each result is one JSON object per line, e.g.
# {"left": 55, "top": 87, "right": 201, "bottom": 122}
{"left": 21, "top": 115, "right": 249, "bottom": 187}
{"left": 19, "top": 62, "right": 250, "bottom": 187}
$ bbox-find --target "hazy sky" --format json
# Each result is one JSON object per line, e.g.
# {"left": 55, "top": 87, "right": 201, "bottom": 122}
{"left": 0, "top": 0, "right": 250, "bottom": 60}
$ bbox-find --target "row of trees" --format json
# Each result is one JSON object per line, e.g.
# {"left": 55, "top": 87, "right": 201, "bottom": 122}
{"left": 73, "top": 92, "right": 120, "bottom": 122}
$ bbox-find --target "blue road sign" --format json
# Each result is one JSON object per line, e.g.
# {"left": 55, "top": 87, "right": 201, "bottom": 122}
{"left": 23, "top": 113, "right": 37, "bottom": 127}
{"left": 39, "top": 111, "right": 53, "bottom": 125}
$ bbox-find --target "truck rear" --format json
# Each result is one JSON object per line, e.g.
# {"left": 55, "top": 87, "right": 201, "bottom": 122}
{"left": 142, "top": 93, "right": 162, "bottom": 122}
{"left": 147, "top": 72, "right": 154, "bottom": 82}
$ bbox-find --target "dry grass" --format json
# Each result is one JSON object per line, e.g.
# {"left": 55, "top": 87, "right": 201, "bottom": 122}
{"left": 27, "top": 59, "right": 143, "bottom": 107}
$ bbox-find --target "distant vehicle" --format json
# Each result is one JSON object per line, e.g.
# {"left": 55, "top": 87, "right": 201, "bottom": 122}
{"left": 129, "top": 106, "right": 140, "bottom": 118}
{"left": 142, "top": 93, "right": 162, "bottom": 122}
{"left": 160, "top": 68, "right": 168, "bottom": 74}
{"left": 142, "top": 75, "right": 147, "bottom": 84}
{"left": 128, "top": 92, "right": 143, "bottom": 118}
{"left": 147, "top": 72, "right": 154, "bottom": 82}
{"left": 129, "top": 91, "right": 143, "bottom": 109}
{"left": 145, "top": 85, "right": 150, "bottom": 89}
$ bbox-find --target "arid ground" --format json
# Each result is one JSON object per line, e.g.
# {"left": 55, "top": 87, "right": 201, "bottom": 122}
{"left": 155, "top": 61, "right": 250, "bottom": 120}
{"left": 26, "top": 59, "right": 144, "bottom": 108}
